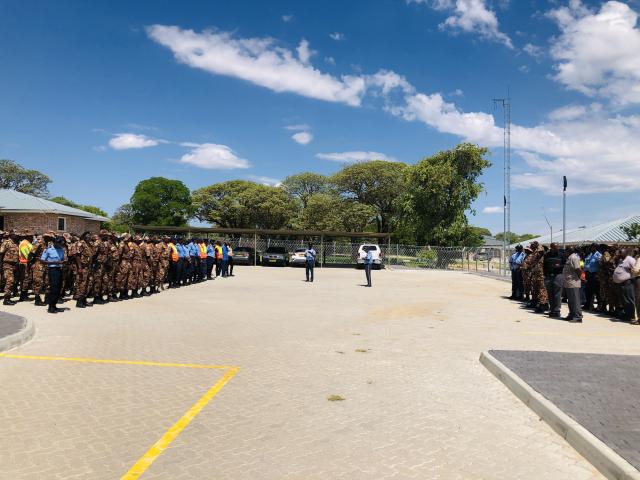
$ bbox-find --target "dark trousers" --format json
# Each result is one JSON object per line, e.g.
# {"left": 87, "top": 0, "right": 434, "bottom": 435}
{"left": 364, "top": 264, "right": 372, "bottom": 286}
{"left": 511, "top": 269, "right": 523, "bottom": 299}
{"left": 48, "top": 267, "right": 62, "bottom": 309}
{"left": 176, "top": 259, "right": 185, "bottom": 285}
{"left": 545, "top": 275, "right": 563, "bottom": 315}
{"left": 222, "top": 260, "right": 228, "bottom": 277}
{"left": 192, "top": 257, "right": 200, "bottom": 281}
{"left": 306, "top": 262, "right": 314, "bottom": 282}
{"left": 215, "top": 259, "right": 222, "bottom": 277}
{"left": 206, "top": 257, "right": 214, "bottom": 278}
{"left": 169, "top": 261, "right": 178, "bottom": 286}
{"left": 566, "top": 287, "right": 583, "bottom": 320}
{"left": 228, "top": 257, "right": 234, "bottom": 276}
{"left": 200, "top": 258, "right": 207, "bottom": 280}
{"left": 584, "top": 272, "right": 599, "bottom": 308}
{"left": 617, "top": 281, "right": 636, "bottom": 321}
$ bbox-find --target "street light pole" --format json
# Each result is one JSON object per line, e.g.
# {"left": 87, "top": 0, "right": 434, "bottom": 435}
{"left": 543, "top": 209, "right": 553, "bottom": 243}
{"left": 562, "top": 176, "right": 567, "bottom": 249}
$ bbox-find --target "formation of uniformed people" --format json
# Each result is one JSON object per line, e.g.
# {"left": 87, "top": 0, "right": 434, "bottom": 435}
{"left": 0, "top": 229, "right": 234, "bottom": 314}
{"left": 509, "top": 242, "right": 639, "bottom": 324}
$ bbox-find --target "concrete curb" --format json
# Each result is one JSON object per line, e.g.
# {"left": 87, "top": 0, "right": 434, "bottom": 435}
{"left": 0, "top": 315, "right": 35, "bottom": 353}
{"left": 480, "top": 350, "right": 640, "bottom": 480}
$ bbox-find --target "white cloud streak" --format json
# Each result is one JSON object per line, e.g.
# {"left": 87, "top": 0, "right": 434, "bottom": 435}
{"left": 108, "top": 133, "right": 161, "bottom": 150}
{"left": 548, "top": 0, "right": 640, "bottom": 107}
{"left": 329, "top": 32, "right": 344, "bottom": 41}
{"left": 291, "top": 131, "right": 313, "bottom": 145}
{"left": 482, "top": 206, "right": 503, "bottom": 214}
{"left": 316, "top": 151, "right": 398, "bottom": 163}
{"left": 179, "top": 143, "right": 250, "bottom": 169}
{"left": 147, "top": 25, "right": 367, "bottom": 106}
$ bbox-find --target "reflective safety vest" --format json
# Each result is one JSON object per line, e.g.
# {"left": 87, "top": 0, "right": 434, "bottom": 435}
{"left": 215, "top": 245, "right": 223, "bottom": 259}
{"left": 199, "top": 243, "right": 207, "bottom": 259}
{"left": 19, "top": 240, "right": 33, "bottom": 264}
{"left": 168, "top": 243, "right": 179, "bottom": 262}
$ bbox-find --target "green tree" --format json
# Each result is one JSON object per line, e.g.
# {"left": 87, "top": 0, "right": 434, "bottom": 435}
{"left": 109, "top": 204, "right": 135, "bottom": 232}
{"left": 281, "top": 172, "right": 329, "bottom": 208}
{"left": 0, "top": 159, "right": 51, "bottom": 197}
{"left": 193, "top": 180, "right": 297, "bottom": 229}
{"left": 298, "top": 193, "right": 376, "bottom": 232}
{"left": 330, "top": 160, "right": 407, "bottom": 233}
{"left": 50, "top": 196, "right": 108, "bottom": 218}
{"left": 130, "top": 177, "right": 193, "bottom": 226}
{"left": 470, "top": 226, "right": 492, "bottom": 238}
{"left": 495, "top": 232, "right": 538, "bottom": 244}
{"left": 401, "top": 143, "right": 491, "bottom": 246}
{"left": 622, "top": 223, "right": 640, "bottom": 242}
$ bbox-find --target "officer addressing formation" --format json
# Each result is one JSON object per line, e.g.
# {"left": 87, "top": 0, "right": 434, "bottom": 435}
{"left": 0, "top": 229, "right": 231, "bottom": 314}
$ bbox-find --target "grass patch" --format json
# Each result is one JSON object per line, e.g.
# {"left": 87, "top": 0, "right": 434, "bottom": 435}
{"left": 355, "top": 348, "right": 370, "bottom": 353}
{"left": 327, "top": 395, "right": 345, "bottom": 402}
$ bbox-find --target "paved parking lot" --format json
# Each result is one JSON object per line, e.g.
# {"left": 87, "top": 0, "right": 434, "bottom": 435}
{"left": 3, "top": 266, "right": 637, "bottom": 479}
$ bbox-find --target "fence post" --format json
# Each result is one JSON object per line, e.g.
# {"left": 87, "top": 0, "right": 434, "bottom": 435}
{"left": 253, "top": 232, "right": 257, "bottom": 266}
{"left": 320, "top": 235, "right": 324, "bottom": 268}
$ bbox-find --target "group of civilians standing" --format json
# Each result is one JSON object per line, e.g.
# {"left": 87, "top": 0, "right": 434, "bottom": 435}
{"left": 509, "top": 242, "right": 638, "bottom": 324}
{"left": 301, "top": 244, "right": 374, "bottom": 287}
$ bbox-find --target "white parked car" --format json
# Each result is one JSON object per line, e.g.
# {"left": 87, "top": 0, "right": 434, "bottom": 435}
{"left": 356, "top": 244, "right": 383, "bottom": 269}
{"left": 290, "top": 248, "right": 308, "bottom": 266}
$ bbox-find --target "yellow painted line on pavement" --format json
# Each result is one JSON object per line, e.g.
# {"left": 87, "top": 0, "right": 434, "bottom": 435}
{"left": 0, "top": 353, "right": 232, "bottom": 369}
{"left": 0, "top": 353, "right": 240, "bottom": 479}
{"left": 522, "top": 331, "right": 640, "bottom": 338}
{"left": 121, "top": 366, "right": 239, "bottom": 480}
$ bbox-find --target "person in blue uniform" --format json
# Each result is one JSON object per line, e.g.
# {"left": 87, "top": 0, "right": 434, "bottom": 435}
{"left": 41, "top": 235, "right": 66, "bottom": 313}
{"left": 364, "top": 249, "right": 373, "bottom": 287}
{"left": 305, "top": 244, "right": 316, "bottom": 282}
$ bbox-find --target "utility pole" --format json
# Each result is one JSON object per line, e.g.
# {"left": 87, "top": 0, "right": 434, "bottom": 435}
{"left": 493, "top": 94, "right": 511, "bottom": 274}
{"left": 562, "top": 176, "right": 567, "bottom": 249}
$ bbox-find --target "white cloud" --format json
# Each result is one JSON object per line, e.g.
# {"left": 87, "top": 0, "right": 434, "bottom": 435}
{"left": 147, "top": 25, "right": 367, "bottom": 106}
{"left": 482, "top": 206, "right": 503, "bottom": 214}
{"left": 316, "top": 151, "right": 398, "bottom": 163}
{"left": 108, "top": 133, "right": 161, "bottom": 150}
{"left": 412, "top": 0, "right": 513, "bottom": 48}
{"left": 296, "top": 39, "right": 313, "bottom": 64}
{"left": 248, "top": 175, "right": 282, "bottom": 186}
{"left": 281, "top": 14, "right": 293, "bottom": 22}
{"left": 291, "top": 131, "right": 313, "bottom": 145}
{"left": 179, "top": 143, "right": 250, "bottom": 169}
{"left": 325, "top": 56, "right": 336, "bottom": 65}
{"left": 329, "top": 32, "right": 344, "bottom": 41}
{"left": 548, "top": 1, "right": 640, "bottom": 106}
{"left": 523, "top": 43, "right": 543, "bottom": 59}
{"left": 285, "top": 123, "right": 311, "bottom": 131}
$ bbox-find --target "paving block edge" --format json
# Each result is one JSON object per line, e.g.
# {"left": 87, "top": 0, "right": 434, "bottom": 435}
{"left": 479, "top": 350, "right": 640, "bottom": 480}
{"left": 0, "top": 316, "right": 35, "bottom": 353}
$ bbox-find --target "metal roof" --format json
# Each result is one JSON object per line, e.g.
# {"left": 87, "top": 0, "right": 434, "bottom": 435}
{"left": 521, "top": 214, "right": 640, "bottom": 246}
{"left": 0, "top": 189, "right": 109, "bottom": 222}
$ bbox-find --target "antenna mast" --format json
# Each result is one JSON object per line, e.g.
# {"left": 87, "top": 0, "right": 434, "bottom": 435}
{"left": 493, "top": 95, "right": 511, "bottom": 259}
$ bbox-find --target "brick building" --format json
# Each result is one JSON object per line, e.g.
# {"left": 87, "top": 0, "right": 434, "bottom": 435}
{"left": 0, "top": 189, "right": 108, "bottom": 234}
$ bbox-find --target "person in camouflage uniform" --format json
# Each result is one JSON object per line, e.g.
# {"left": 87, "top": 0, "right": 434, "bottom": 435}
{"left": 530, "top": 244, "right": 549, "bottom": 313}
{"left": 91, "top": 230, "right": 111, "bottom": 304}
{"left": 598, "top": 246, "right": 618, "bottom": 314}
{"left": 107, "top": 234, "right": 120, "bottom": 301}
{"left": 31, "top": 233, "right": 52, "bottom": 306}
{"left": 520, "top": 246, "right": 534, "bottom": 303}
{"left": 116, "top": 233, "right": 132, "bottom": 299}
{"left": 140, "top": 236, "right": 153, "bottom": 296}
{"left": 155, "top": 237, "right": 170, "bottom": 292}
{"left": 127, "top": 236, "right": 143, "bottom": 298}
{"left": 74, "top": 232, "right": 95, "bottom": 308}
{"left": 0, "top": 230, "right": 20, "bottom": 305}
{"left": 18, "top": 230, "right": 34, "bottom": 301}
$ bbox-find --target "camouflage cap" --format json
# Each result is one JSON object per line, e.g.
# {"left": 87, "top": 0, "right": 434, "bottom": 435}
{"left": 43, "top": 230, "right": 56, "bottom": 239}
{"left": 99, "top": 229, "right": 110, "bottom": 236}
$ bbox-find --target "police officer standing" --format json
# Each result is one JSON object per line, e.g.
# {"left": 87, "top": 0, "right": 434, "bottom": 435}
{"left": 305, "top": 243, "right": 316, "bottom": 282}
{"left": 543, "top": 243, "right": 565, "bottom": 318}
{"left": 41, "top": 235, "right": 66, "bottom": 314}
{"left": 364, "top": 248, "right": 373, "bottom": 287}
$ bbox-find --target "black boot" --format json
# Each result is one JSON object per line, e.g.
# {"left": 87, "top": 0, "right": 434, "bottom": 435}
{"left": 93, "top": 296, "right": 104, "bottom": 305}
{"left": 109, "top": 294, "right": 120, "bottom": 302}
{"left": 120, "top": 290, "right": 129, "bottom": 300}
{"left": 76, "top": 298, "right": 86, "bottom": 308}
{"left": 34, "top": 295, "right": 45, "bottom": 306}
{"left": 3, "top": 296, "right": 16, "bottom": 306}
{"left": 19, "top": 291, "right": 29, "bottom": 302}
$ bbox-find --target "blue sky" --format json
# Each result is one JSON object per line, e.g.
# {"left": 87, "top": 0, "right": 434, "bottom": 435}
{"left": 2, "top": 0, "right": 640, "bottom": 236}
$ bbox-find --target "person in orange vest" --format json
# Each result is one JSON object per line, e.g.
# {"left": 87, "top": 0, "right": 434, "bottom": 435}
{"left": 167, "top": 237, "right": 180, "bottom": 288}
{"left": 18, "top": 229, "right": 34, "bottom": 302}
{"left": 214, "top": 241, "right": 223, "bottom": 277}
{"left": 198, "top": 239, "right": 208, "bottom": 281}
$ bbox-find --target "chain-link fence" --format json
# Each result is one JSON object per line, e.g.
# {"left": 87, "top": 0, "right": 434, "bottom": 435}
{"left": 198, "top": 235, "right": 509, "bottom": 274}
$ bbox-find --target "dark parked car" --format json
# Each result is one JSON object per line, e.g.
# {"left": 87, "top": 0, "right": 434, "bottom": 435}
{"left": 261, "top": 246, "right": 289, "bottom": 266}
{"left": 233, "top": 246, "right": 257, "bottom": 265}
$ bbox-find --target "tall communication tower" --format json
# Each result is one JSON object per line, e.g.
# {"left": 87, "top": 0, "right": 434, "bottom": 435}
{"left": 493, "top": 95, "right": 511, "bottom": 263}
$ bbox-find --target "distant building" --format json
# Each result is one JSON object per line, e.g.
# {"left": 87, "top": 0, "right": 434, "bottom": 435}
{"left": 519, "top": 214, "right": 640, "bottom": 246}
{"left": 0, "top": 189, "right": 108, "bottom": 233}
{"left": 482, "top": 235, "right": 503, "bottom": 248}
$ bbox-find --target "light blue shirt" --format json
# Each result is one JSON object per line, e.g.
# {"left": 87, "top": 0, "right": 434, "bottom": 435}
{"left": 584, "top": 251, "right": 602, "bottom": 273}
{"left": 176, "top": 244, "right": 187, "bottom": 259}
{"left": 187, "top": 242, "right": 198, "bottom": 257}
{"left": 222, "top": 245, "right": 228, "bottom": 261}
{"left": 41, "top": 246, "right": 65, "bottom": 267}
{"left": 206, "top": 245, "right": 215, "bottom": 257}
{"left": 305, "top": 248, "right": 316, "bottom": 263}
{"left": 364, "top": 250, "right": 373, "bottom": 265}
{"left": 509, "top": 252, "right": 525, "bottom": 271}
